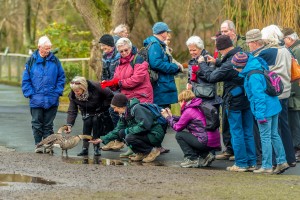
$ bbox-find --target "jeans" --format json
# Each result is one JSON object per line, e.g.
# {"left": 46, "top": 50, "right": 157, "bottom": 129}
{"left": 125, "top": 133, "right": 153, "bottom": 154}
{"left": 175, "top": 131, "right": 214, "bottom": 160}
{"left": 257, "top": 114, "right": 287, "bottom": 169}
{"left": 30, "top": 106, "right": 58, "bottom": 145}
{"left": 278, "top": 99, "right": 296, "bottom": 163}
{"left": 288, "top": 110, "right": 300, "bottom": 149}
{"left": 227, "top": 108, "right": 256, "bottom": 168}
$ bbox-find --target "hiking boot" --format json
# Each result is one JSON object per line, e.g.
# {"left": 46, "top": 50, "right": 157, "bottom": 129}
{"left": 142, "top": 148, "right": 161, "bottom": 163}
{"left": 215, "top": 151, "right": 233, "bottom": 160}
{"left": 247, "top": 165, "right": 258, "bottom": 172}
{"left": 119, "top": 148, "right": 134, "bottom": 158}
{"left": 180, "top": 159, "right": 199, "bottom": 168}
{"left": 101, "top": 140, "right": 115, "bottom": 151}
{"left": 35, "top": 147, "right": 43, "bottom": 154}
{"left": 273, "top": 163, "right": 289, "bottom": 174}
{"left": 130, "top": 153, "right": 146, "bottom": 161}
{"left": 77, "top": 148, "right": 88, "bottom": 156}
{"left": 226, "top": 165, "right": 248, "bottom": 172}
{"left": 111, "top": 141, "right": 125, "bottom": 150}
{"left": 201, "top": 152, "right": 215, "bottom": 167}
{"left": 253, "top": 168, "right": 273, "bottom": 174}
{"left": 229, "top": 156, "right": 235, "bottom": 161}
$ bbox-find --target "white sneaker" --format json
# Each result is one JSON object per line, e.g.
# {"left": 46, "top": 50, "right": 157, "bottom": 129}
{"left": 180, "top": 159, "right": 199, "bottom": 168}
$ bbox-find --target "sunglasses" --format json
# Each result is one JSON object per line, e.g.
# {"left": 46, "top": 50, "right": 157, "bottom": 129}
{"left": 119, "top": 48, "right": 130, "bottom": 54}
{"left": 70, "top": 81, "right": 81, "bottom": 85}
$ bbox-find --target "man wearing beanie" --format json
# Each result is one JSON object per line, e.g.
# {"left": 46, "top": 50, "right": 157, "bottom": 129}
{"left": 90, "top": 94, "right": 165, "bottom": 163}
{"left": 143, "top": 22, "right": 182, "bottom": 108}
{"left": 197, "top": 35, "right": 255, "bottom": 172}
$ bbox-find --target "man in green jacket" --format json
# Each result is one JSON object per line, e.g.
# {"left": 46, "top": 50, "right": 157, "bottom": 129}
{"left": 90, "top": 93, "right": 164, "bottom": 163}
{"left": 283, "top": 27, "right": 300, "bottom": 162}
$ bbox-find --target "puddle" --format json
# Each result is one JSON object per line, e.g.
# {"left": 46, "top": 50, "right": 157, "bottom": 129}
{"left": 0, "top": 174, "right": 56, "bottom": 186}
{"left": 62, "top": 156, "right": 165, "bottom": 167}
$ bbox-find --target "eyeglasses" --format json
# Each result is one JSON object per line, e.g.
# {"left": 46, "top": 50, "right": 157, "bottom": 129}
{"left": 70, "top": 81, "right": 81, "bottom": 85}
{"left": 119, "top": 48, "right": 130, "bottom": 54}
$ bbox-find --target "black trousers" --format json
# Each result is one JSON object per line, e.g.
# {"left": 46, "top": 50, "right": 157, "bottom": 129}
{"left": 125, "top": 133, "right": 154, "bottom": 154}
{"left": 222, "top": 108, "right": 233, "bottom": 155}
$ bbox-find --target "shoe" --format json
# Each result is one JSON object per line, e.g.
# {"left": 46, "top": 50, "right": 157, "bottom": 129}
{"left": 130, "top": 153, "right": 146, "bottom": 161}
{"left": 215, "top": 151, "right": 233, "bottom": 160}
{"left": 273, "top": 163, "right": 289, "bottom": 174}
{"left": 253, "top": 167, "right": 273, "bottom": 174}
{"left": 77, "top": 148, "right": 88, "bottom": 156}
{"left": 201, "top": 152, "right": 215, "bottom": 167}
{"left": 101, "top": 140, "right": 115, "bottom": 151}
{"left": 35, "top": 147, "right": 43, "bottom": 154}
{"left": 180, "top": 159, "right": 199, "bottom": 168}
{"left": 111, "top": 141, "right": 125, "bottom": 150}
{"left": 142, "top": 148, "right": 161, "bottom": 163}
{"left": 229, "top": 156, "right": 235, "bottom": 161}
{"left": 288, "top": 162, "right": 296, "bottom": 167}
{"left": 226, "top": 165, "right": 248, "bottom": 172}
{"left": 247, "top": 165, "right": 258, "bottom": 172}
{"left": 119, "top": 148, "right": 134, "bottom": 158}
{"left": 94, "top": 146, "right": 101, "bottom": 156}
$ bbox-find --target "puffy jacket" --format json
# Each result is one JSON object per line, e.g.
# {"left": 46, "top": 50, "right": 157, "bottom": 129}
{"left": 100, "top": 98, "right": 165, "bottom": 147}
{"left": 166, "top": 98, "right": 220, "bottom": 148}
{"left": 143, "top": 36, "right": 179, "bottom": 105}
{"left": 66, "top": 80, "right": 114, "bottom": 126}
{"left": 21, "top": 50, "right": 65, "bottom": 109}
{"left": 239, "top": 54, "right": 282, "bottom": 120}
{"left": 198, "top": 47, "right": 250, "bottom": 110}
{"left": 102, "top": 48, "right": 120, "bottom": 80}
{"left": 113, "top": 49, "right": 153, "bottom": 103}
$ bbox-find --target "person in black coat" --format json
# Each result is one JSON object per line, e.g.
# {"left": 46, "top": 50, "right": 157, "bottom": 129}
{"left": 66, "top": 76, "right": 114, "bottom": 156}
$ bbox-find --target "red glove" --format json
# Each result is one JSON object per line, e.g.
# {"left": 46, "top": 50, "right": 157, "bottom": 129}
{"left": 101, "top": 78, "right": 119, "bottom": 89}
{"left": 258, "top": 119, "right": 268, "bottom": 124}
{"left": 191, "top": 65, "right": 199, "bottom": 82}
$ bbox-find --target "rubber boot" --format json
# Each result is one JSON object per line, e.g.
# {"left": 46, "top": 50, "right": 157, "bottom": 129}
{"left": 119, "top": 147, "right": 134, "bottom": 158}
{"left": 94, "top": 145, "right": 101, "bottom": 156}
{"left": 77, "top": 148, "right": 88, "bottom": 156}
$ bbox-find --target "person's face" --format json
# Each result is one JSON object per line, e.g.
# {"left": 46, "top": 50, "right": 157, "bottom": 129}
{"left": 100, "top": 44, "right": 114, "bottom": 54}
{"left": 221, "top": 24, "right": 236, "bottom": 40}
{"left": 164, "top": 33, "right": 171, "bottom": 46}
{"left": 283, "top": 37, "right": 294, "bottom": 48}
{"left": 111, "top": 105, "right": 126, "bottom": 115}
{"left": 179, "top": 101, "right": 185, "bottom": 107}
{"left": 119, "top": 29, "right": 129, "bottom": 38}
{"left": 73, "top": 88, "right": 84, "bottom": 96}
{"left": 38, "top": 45, "right": 51, "bottom": 58}
{"left": 188, "top": 44, "right": 202, "bottom": 59}
{"left": 118, "top": 45, "right": 132, "bottom": 58}
{"left": 160, "top": 32, "right": 169, "bottom": 41}
{"left": 247, "top": 41, "right": 256, "bottom": 52}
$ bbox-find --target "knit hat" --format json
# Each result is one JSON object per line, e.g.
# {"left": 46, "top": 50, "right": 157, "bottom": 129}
{"left": 211, "top": 31, "right": 222, "bottom": 40}
{"left": 216, "top": 35, "right": 233, "bottom": 50}
{"left": 99, "top": 34, "right": 115, "bottom": 47}
{"left": 152, "top": 22, "right": 171, "bottom": 34}
{"left": 111, "top": 93, "right": 128, "bottom": 107}
{"left": 246, "top": 29, "right": 262, "bottom": 43}
{"left": 282, "top": 27, "right": 295, "bottom": 37}
{"left": 231, "top": 52, "right": 248, "bottom": 68}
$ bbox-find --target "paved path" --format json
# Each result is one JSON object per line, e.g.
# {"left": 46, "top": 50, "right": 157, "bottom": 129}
{"left": 0, "top": 84, "right": 299, "bottom": 175}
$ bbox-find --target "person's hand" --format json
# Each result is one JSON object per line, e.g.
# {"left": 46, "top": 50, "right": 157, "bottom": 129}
{"left": 206, "top": 55, "right": 216, "bottom": 64}
{"left": 89, "top": 138, "right": 102, "bottom": 144}
{"left": 258, "top": 119, "right": 268, "bottom": 124}
{"left": 161, "top": 109, "right": 169, "bottom": 118}
{"left": 198, "top": 56, "right": 205, "bottom": 63}
{"left": 186, "top": 83, "right": 192, "bottom": 90}
{"left": 177, "top": 64, "right": 184, "bottom": 72}
{"left": 65, "top": 126, "right": 72, "bottom": 134}
{"left": 165, "top": 107, "right": 172, "bottom": 117}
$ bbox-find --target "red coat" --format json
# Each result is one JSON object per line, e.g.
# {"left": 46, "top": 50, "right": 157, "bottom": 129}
{"left": 114, "top": 54, "right": 153, "bottom": 103}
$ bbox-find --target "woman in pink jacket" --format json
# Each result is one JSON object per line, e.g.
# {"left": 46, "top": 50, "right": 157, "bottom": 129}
{"left": 101, "top": 37, "right": 153, "bottom": 103}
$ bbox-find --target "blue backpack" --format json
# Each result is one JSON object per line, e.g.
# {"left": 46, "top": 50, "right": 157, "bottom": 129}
{"left": 139, "top": 103, "right": 168, "bottom": 133}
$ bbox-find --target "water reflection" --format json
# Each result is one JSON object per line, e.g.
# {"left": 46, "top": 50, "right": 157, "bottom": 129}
{"left": 0, "top": 174, "right": 56, "bottom": 186}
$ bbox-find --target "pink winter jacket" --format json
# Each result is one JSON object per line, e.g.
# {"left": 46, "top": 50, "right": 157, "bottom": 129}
{"left": 114, "top": 54, "right": 153, "bottom": 103}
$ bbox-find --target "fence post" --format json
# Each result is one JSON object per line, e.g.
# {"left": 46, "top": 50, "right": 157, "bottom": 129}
{"left": 82, "top": 60, "right": 86, "bottom": 78}
{"left": 0, "top": 55, "right": 2, "bottom": 79}
{"left": 8, "top": 56, "right": 11, "bottom": 81}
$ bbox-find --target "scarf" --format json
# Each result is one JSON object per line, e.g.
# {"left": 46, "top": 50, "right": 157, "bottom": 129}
{"left": 75, "top": 90, "right": 89, "bottom": 101}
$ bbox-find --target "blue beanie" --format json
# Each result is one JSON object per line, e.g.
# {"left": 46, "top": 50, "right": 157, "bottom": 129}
{"left": 152, "top": 22, "right": 171, "bottom": 34}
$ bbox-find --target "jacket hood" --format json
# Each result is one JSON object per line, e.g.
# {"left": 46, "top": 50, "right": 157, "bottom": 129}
{"left": 183, "top": 98, "right": 202, "bottom": 110}
{"left": 143, "top": 36, "right": 166, "bottom": 48}
{"left": 239, "top": 54, "right": 269, "bottom": 77}
{"left": 128, "top": 97, "right": 140, "bottom": 109}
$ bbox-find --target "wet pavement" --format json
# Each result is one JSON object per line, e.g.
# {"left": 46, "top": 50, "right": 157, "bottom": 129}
{"left": 0, "top": 84, "right": 299, "bottom": 175}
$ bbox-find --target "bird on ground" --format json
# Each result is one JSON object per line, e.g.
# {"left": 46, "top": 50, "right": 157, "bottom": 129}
{"left": 36, "top": 126, "right": 92, "bottom": 157}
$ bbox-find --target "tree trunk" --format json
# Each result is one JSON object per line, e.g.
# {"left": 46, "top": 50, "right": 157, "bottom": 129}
{"left": 24, "top": 0, "right": 32, "bottom": 48}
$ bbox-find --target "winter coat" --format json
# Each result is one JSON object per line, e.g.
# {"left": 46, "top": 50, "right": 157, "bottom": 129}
{"left": 101, "top": 98, "right": 165, "bottom": 147}
{"left": 102, "top": 48, "right": 120, "bottom": 80}
{"left": 113, "top": 49, "right": 153, "bottom": 103}
{"left": 288, "top": 40, "right": 300, "bottom": 110}
{"left": 22, "top": 50, "right": 65, "bottom": 109}
{"left": 166, "top": 98, "right": 220, "bottom": 148}
{"left": 239, "top": 54, "right": 282, "bottom": 120}
{"left": 143, "top": 36, "right": 179, "bottom": 105}
{"left": 198, "top": 47, "right": 250, "bottom": 110}
{"left": 66, "top": 80, "right": 114, "bottom": 126}
{"left": 254, "top": 45, "right": 291, "bottom": 99}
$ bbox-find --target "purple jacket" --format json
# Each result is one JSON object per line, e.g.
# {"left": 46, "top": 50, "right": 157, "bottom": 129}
{"left": 166, "top": 98, "right": 220, "bottom": 148}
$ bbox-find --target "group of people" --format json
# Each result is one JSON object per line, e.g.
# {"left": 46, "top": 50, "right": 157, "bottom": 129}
{"left": 21, "top": 20, "right": 300, "bottom": 174}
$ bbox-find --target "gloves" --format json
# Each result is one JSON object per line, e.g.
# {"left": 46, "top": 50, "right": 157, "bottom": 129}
{"left": 191, "top": 65, "right": 199, "bottom": 82}
{"left": 101, "top": 78, "right": 119, "bottom": 89}
{"left": 258, "top": 119, "right": 268, "bottom": 124}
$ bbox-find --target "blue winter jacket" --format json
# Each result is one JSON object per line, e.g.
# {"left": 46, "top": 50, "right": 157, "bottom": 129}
{"left": 22, "top": 50, "right": 65, "bottom": 109}
{"left": 239, "top": 54, "right": 281, "bottom": 120}
{"left": 102, "top": 48, "right": 120, "bottom": 80}
{"left": 143, "top": 36, "right": 179, "bottom": 105}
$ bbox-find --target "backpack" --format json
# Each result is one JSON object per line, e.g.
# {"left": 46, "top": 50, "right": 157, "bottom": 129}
{"left": 198, "top": 102, "right": 220, "bottom": 131}
{"left": 138, "top": 103, "right": 168, "bottom": 133}
{"left": 247, "top": 69, "right": 284, "bottom": 96}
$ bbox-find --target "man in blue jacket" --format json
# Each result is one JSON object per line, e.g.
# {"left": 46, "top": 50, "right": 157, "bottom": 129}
{"left": 22, "top": 36, "right": 65, "bottom": 153}
{"left": 143, "top": 22, "right": 182, "bottom": 108}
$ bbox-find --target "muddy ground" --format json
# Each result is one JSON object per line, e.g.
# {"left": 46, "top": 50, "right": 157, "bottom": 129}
{"left": 0, "top": 147, "right": 299, "bottom": 200}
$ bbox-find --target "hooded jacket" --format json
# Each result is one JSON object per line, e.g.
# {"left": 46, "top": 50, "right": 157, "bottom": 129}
{"left": 102, "top": 48, "right": 120, "bottom": 80}
{"left": 239, "top": 54, "right": 282, "bottom": 120}
{"left": 166, "top": 98, "right": 220, "bottom": 148}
